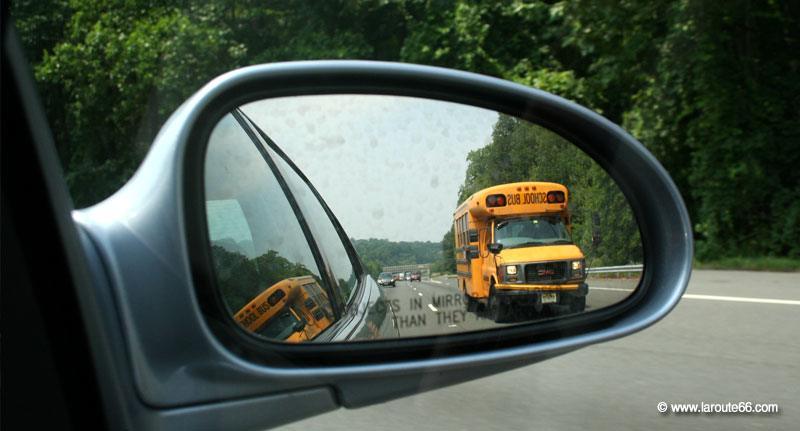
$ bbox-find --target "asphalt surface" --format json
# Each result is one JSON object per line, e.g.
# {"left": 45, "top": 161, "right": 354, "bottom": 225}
{"left": 378, "top": 274, "right": 637, "bottom": 337}
{"left": 281, "top": 270, "right": 799, "bottom": 430}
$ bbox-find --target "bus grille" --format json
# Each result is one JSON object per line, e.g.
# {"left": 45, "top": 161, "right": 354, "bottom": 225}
{"left": 524, "top": 261, "right": 568, "bottom": 284}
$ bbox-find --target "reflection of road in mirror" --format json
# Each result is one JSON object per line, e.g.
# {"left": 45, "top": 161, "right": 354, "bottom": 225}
{"left": 205, "top": 95, "right": 648, "bottom": 342}
{"left": 380, "top": 275, "right": 639, "bottom": 336}
{"left": 382, "top": 277, "right": 498, "bottom": 336}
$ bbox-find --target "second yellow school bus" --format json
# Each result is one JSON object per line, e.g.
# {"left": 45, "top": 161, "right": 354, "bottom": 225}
{"left": 454, "top": 182, "right": 587, "bottom": 322}
{"left": 234, "top": 276, "right": 334, "bottom": 343}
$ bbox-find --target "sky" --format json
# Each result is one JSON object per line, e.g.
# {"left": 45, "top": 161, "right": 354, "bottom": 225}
{"left": 241, "top": 95, "right": 498, "bottom": 242}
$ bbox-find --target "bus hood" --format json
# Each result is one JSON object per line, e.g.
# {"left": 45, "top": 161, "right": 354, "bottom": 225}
{"left": 496, "top": 244, "right": 584, "bottom": 265}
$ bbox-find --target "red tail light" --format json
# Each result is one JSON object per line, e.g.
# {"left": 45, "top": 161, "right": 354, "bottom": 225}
{"left": 547, "top": 191, "right": 565, "bottom": 203}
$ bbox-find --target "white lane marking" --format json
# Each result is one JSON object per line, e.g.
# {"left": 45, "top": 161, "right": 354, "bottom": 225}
{"left": 683, "top": 294, "right": 800, "bottom": 306}
{"left": 428, "top": 304, "right": 438, "bottom": 312}
{"left": 590, "top": 286, "right": 800, "bottom": 306}
{"left": 418, "top": 292, "right": 423, "bottom": 297}
{"left": 448, "top": 324, "right": 458, "bottom": 328}
{"left": 430, "top": 280, "right": 443, "bottom": 284}
{"left": 591, "top": 286, "right": 633, "bottom": 292}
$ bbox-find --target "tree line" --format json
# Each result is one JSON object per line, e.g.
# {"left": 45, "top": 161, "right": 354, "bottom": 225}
{"left": 11, "top": 0, "right": 800, "bottom": 261}
{"left": 353, "top": 238, "right": 441, "bottom": 278}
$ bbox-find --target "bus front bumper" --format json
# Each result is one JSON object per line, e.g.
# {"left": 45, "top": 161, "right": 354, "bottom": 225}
{"left": 493, "top": 282, "right": 588, "bottom": 304}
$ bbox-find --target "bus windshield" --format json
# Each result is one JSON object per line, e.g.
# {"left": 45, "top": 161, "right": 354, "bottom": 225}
{"left": 494, "top": 215, "right": 572, "bottom": 248}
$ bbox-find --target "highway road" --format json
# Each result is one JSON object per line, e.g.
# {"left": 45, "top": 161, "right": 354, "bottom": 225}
{"left": 378, "top": 274, "right": 637, "bottom": 337}
{"left": 282, "top": 270, "right": 800, "bottom": 430}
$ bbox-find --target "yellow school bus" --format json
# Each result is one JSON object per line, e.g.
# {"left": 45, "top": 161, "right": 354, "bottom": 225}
{"left": 454, "top": 182, "right": 588, "bottom": 322}
{"left": 234, "top": 275, "right": 334, "bottom": 342}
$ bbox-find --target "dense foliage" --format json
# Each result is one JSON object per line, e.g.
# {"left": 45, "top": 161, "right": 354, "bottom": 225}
{"left": 11, "top": 0, "right": 800, "bottom": 261}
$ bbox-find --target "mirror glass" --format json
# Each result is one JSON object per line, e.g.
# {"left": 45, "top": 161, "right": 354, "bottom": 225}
{"left": 204, "top": 95, "right": 643, "bottom": 343}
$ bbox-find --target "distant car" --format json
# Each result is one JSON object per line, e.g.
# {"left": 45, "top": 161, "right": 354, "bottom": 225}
{"left": 404, "top": 271, "right": 412, "bottom": 281}
{"left": 377, "top": 272, "right": 395, "bottom": 287}
{"left": 410, "top": 271, "right": 421, "bottom": 282}
{"left": 392, "top": 273, "right": 402, "bottom": 282}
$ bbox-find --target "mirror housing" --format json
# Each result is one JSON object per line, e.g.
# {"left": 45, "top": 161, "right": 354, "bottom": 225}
{"left": 487, "top": 243, "right": 503, "bottom": 254}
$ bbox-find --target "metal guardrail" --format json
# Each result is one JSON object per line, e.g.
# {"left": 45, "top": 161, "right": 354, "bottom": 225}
{"left": 586, "top": 264, "right": 644, "bottom": 274}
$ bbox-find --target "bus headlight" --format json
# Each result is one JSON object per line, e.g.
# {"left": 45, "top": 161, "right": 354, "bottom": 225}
{"left": 500, "top": 265, "right": 520, "bottom": 283}
{"left": 570, "top": 259, "right": 585, "bottom": 279}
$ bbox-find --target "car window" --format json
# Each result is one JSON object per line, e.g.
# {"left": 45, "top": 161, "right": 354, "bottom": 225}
{"left": 204, "top": 114, "right": 335, "bottom": 332}
{"left": 206, "top": 199, "right": 256, "bottom": 257}
{"left": 259, "top": 140, "right": 359, "bottom": 306}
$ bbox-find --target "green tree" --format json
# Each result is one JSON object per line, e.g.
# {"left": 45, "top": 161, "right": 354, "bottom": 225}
{"left": 623, "top": 0, "right": 800, "bottom": 258}
{"left": 11, "top": 0, "right": 799, "bottom": 261}
{"left": 15, "top": 0, "right": 406, "bottom": 207}
{"left": 352, "top": 238, "right": 442, "bottom": 277}
{"left": 437, "top": 226, "right": 456, "bottom": 274}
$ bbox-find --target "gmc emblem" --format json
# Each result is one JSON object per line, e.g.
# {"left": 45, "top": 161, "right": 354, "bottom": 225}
{"left": 538, "top": 269, "right": 555, "bottom": 276}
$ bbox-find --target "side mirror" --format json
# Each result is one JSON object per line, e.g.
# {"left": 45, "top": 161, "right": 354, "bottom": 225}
{"left": 73, "top": 61, "right": 692, "bottom": 426}
{"left": 487, "top": 243, "right": 503, "bottom": 254}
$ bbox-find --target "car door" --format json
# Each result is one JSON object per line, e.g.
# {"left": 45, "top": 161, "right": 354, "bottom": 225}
{"left": 3, "top": 22, "right": 112, "bottom": 429}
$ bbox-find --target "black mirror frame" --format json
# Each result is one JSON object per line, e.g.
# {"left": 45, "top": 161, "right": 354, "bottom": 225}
{"left": 182, "top": 61, "right": 692, "bottom": 366}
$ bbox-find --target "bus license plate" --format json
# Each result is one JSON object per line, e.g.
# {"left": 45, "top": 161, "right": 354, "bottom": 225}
{"left": 541, "top": 293, "right": 558, "bottom": 304}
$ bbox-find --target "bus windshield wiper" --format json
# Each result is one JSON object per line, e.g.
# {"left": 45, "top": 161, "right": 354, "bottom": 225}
{"left": 508, "top": 241, "right": 547, "bottom": 248}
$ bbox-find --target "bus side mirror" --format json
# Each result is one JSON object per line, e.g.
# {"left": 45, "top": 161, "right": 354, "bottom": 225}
{"left": 487, "top": 243, "right": 503, "bottom": 254}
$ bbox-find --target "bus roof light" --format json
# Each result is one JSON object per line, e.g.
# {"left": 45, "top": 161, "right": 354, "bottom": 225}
{"left": 486, "top": 194, "right": 507, "bottom": 208}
